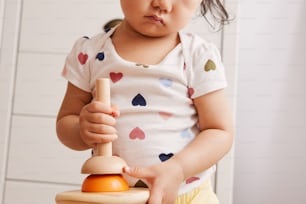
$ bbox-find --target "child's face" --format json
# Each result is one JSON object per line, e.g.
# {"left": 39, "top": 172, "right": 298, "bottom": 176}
{"left": 120, "top": 0, "right": 202, "bottom": 37}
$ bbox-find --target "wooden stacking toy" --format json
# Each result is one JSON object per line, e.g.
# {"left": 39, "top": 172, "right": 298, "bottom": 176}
{"left": 56, "top": 78, "right": 149, "bottom": 204}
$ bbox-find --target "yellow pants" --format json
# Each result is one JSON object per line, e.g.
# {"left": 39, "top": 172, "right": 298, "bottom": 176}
{"left": 175, "top": 179, "right": 219, "bottom": 204}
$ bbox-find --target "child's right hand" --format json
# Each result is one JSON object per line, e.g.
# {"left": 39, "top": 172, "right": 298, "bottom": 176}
{"left": 79, "top": 101, "right": 120, "bottom": 147}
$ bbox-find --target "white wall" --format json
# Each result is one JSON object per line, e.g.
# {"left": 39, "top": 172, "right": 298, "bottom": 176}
{"left": 234, "top": 0, "right": 306, "bottom": 203}
{"left": 0, "top": 0, "right": 5, "bottom": 45}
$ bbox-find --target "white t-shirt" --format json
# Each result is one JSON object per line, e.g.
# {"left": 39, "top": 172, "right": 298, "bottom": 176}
{"left": 62, "top": 27, "right": 227, "bottom": 194}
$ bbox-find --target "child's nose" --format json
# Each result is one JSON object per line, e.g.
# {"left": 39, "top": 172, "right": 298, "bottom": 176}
{"left": 151, "top": 0, "right": 172, "bottom": 13}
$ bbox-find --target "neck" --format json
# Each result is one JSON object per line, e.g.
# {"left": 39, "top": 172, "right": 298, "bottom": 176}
{"left": 110, "top": 20, "right": 180, "bottom": 65}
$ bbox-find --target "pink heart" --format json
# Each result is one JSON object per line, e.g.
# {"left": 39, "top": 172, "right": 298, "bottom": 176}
{"left": 186, "top": 176, "right": 200, "bottom": 184}
{"left": 159, "top": 112, "right": 172, "bottom": 120}
{"left": 78, "top": 52, "right": 88, "bottom": 65}
{"left": 109, "top": 72, "right": 123, "bottom": 83}
{"left": 129, "top": 127, "right": 145, "bottom": 140}
{"left": 188, "top": 87, "right": 194, "bottom": 98}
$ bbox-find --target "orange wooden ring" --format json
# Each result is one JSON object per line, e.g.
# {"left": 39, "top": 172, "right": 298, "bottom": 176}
{"left": 82, "top": 174, "right": 129, "bottom": 192}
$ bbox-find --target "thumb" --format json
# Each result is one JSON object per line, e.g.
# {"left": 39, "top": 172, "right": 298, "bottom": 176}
{"left": 123, "top": 166, "right": 153, "bottom": 179}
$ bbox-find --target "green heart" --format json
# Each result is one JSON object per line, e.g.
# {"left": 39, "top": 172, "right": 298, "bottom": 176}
{"left": 204, "top": 59, "right": 216, "bottom": 72}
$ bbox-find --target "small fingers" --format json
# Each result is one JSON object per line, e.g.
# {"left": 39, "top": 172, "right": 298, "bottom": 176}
{"left": 124, "top": 166, "right": 155, "bottom": 179}
{"left": 148, "top": 184, "right": 176, "bottom": 204}
{"left": 83, "top": 110, "right": 116, "bottom": 126}
{"left": 86, "top": 101, "right": 113, "bottom": 114}
{"left": 86, "top": 101, "right": 120, "bottom": 118}
{"left": 148, "top": 188, "right": 163, "bottom": 204}
{"left": 85, "top": 121, "right": 117, "bottom": 134}
{"left": 80, "top": 131, "right": 118, "bottom": 147}
{"left": 79, "top": 102, "right": 119, "bottom": 147}
{"left": 79, "top": 117, "right": 118, "bottom": 147}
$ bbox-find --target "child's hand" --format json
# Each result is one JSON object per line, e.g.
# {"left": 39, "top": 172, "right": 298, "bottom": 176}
{"left": 124, "top": 159, "right": 184, "bottom": 204}
{"left": 79, "top": 101, "right": 120, "bottom": 147}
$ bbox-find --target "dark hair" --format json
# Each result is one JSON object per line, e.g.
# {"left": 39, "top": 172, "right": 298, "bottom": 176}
{"left": 200, "top": 0, "right": 231, "bottom": 28}
{"left": 103, "top": 18, "right": 123, "bottom": 32}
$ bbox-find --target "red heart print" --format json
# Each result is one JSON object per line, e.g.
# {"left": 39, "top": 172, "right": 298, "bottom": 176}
{"left": 188, "top": 87, "right": 194, "bottom": 98}
{"left": 129, "top": 127, "right": 145, "bottom": 140}
{"left": 78, "top": 52, "right": 88, "bottom": 65}
{"left": 186, "top": 176, "right": 200, "bottom": 184}
{"left": 109, "top": 72, "right": 123, "bottom": 83}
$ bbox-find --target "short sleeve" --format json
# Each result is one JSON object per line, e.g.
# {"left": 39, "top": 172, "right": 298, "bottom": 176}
{"left": 187, "top": 37, "right": 227, "bottom": 99}
{"left": 62, "top": 37, "right": 92, "bottom": 92}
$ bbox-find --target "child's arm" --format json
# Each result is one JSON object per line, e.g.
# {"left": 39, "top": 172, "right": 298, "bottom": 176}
{"left": 125, "top": 89, "right": 234, "bottom": 204}
{"left": 173, "top": 89, "right": 234, "bottom": 180}
{"left": 56, "top": 82, "right": 119, "bottom": 150}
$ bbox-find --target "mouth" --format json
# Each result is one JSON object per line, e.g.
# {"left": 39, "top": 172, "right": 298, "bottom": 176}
{"left": 146, "top": 15, "right": 164, "bottom": 25}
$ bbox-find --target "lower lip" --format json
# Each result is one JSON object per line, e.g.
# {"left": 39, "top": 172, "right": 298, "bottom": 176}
{"left": 146, "top": 16, "right": 163, "bottom": 24}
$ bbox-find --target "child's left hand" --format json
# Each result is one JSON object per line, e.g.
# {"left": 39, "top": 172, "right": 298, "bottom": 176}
{"left": 124, "top": 159, "right": 184, "bottom": 204}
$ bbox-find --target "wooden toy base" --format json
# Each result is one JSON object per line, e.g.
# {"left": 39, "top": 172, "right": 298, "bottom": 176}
{"left": 55, "top": 188, "right": 149, "bottom": 204}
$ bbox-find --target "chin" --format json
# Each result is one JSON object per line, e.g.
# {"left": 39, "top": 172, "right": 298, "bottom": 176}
{"left": 138, "top": 28, "right": 174, "bottom": 38}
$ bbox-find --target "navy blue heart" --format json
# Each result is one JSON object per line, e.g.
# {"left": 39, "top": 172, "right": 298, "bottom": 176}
{"left": 132, "top": 94, "right": 146, "bottom": 106}
{"left": 96, "top": 52, "right": 105, "bottom": 61}
{"left": 134, "top": 180, "right": 148, "bottom": 188}
{"left": 159, "top": 153, "right": 174, "bottom": 162}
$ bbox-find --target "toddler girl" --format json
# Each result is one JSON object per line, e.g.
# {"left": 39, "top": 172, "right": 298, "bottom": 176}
{"left": 57, "top": 0, "right": 234, "bottom": 203}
